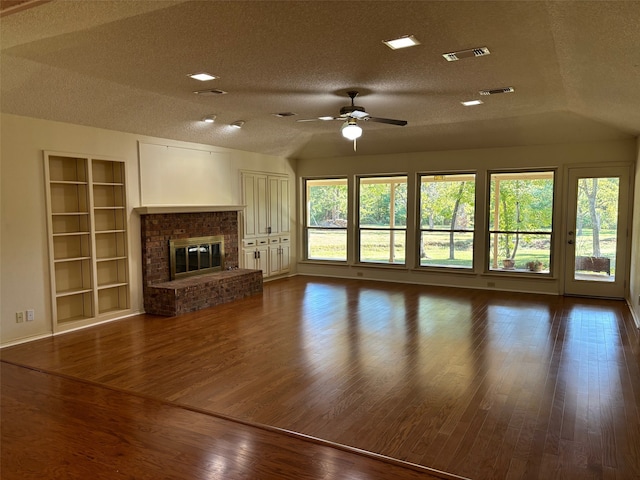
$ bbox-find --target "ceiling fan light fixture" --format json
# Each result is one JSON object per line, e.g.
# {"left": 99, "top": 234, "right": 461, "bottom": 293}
{"left": 341, "top": 120, "right": 362, "bottom": 140}
{"left": 383, "top": 35, "right": 420, "bottom": 50}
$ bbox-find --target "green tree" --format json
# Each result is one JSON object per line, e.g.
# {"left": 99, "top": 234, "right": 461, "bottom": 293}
{"left": 491, "top": 176, "right": 554, "bottom": 260}
{"left": 420, "top": 177, "right": 475, "bottom": 260}
{"left": 309, "top": 184, "right": 347, "bottom": 226}
{"left": 577, "top": 177, "right": 619, "bottom": 257}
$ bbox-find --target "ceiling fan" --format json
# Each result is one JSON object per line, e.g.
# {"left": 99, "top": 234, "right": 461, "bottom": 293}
{"left": 297, "top": 91, "right": 408, "bottom": 149}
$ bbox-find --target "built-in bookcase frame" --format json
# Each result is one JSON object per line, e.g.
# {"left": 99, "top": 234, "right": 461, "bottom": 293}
{"left": 44, "top": 152, "right": 131, "bottom": 332}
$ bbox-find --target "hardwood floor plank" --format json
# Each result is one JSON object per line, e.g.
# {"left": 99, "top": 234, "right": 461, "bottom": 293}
{"left": 0, "top": 362, "right": 448, "bottom": 480}
{"left": 2, "top": 276, "right": 639, "bottom": 480}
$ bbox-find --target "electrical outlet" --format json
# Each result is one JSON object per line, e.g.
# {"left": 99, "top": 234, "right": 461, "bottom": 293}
{"left": 26, "top": 309, "right": 35, "bottom": 321}
{"left": 16, "top": 312, "right": 24, "bottom": 323}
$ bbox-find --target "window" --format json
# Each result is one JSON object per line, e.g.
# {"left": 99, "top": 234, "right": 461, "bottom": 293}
{"left": 419, "top": 174, "right": 475, "bottom": 268}
{"left": 305, "top": 178, "right": 348, "bottom": 261}
{"left": 358, "top": 176, "right": 407, "bottom": 264}
{"left": 489, "top": 171, "right": 555, "bottom": 273}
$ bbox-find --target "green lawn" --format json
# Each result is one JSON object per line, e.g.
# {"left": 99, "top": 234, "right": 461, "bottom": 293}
{"left": 307, "top": 228, "right": 618, "bottom": 272}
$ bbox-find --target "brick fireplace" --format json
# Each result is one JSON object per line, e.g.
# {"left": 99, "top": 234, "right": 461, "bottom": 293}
{"left": 137, "top": 207, "right": 262, "bottom": 315}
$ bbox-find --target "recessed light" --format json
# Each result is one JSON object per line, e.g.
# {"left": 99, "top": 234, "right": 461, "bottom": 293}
{"left": 443, "top": 47, "right": 490, "bottom": 62}
{"left": 188, "top": 72, "right": 218, "bottom": 81}
{"left": 272, "top": 112, "right": 297, "bottom": 117}
{"left": 202, "top": 115, "right": 216, "bottom": 123}
{"left": 193, "top": 89, "right": 228, "bottom": 96}
{"left": 461, "top": 100, "right": 483, "bottom": 106}
{"left": 230, "top": 120, "right": 245, "bottom": 129}
{"left": 383, "top": 35, "right": 420, "bottom": 50}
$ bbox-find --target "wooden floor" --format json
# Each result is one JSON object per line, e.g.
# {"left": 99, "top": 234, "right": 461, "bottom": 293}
{"left": 2, "top": 276, "right": 640, "bottom": 479}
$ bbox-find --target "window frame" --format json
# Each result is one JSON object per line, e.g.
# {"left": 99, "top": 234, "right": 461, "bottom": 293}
{"left": 486, "top": 169, "right": 557, "bottom": 275}
{"left": 417, "top": 172, "right": 477, "bottom": 270}
{"left": 356, "top": 174, "right": 408, "bottom": 266}
{"left": 303, "top": 177, "right": 349, "bottom": 263}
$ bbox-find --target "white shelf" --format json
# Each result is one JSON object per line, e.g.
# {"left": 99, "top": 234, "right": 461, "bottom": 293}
{"left": 53, "top": 256, "right": 92, "bottom": 263}
{"left": 56, "top": 288, "right": 94, "bottom": 298}
{"left": 53, "top": 231, "right": 91, "bottom": 237}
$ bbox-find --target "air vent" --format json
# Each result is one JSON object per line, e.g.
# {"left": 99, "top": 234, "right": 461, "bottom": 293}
{"left": 193, "top": 89, "right": 228, "bottom": 96}
{"left": 443, "top": 46, "right": 490, "bottom": 62}
{"left": 479, "top": 87, "right": 515, "bottom": 96}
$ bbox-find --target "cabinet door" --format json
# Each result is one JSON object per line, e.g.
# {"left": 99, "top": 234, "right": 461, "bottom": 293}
{"left": 280, "top": 243, "right": 290, "bottom": 273}
{"left": 256, "top": 245, "right": 269, "bottom": 276}
{"left": 242, "top": 173, "right": 269, "bottom": 237}
{"left": 279, "top": 177, "right": 290, "bottom": 234}
{"left": 267, "top": 175, "right": 289, "bottom": 236}
{"left": 268, "top": 176, "right": 280, "bottom": 235}
{"left": 269, "top": 244, "right": 281, "bottom": 276}
{"left": 255, "top": 175, "right": 268, "bottom": 236}
{"left": 243, "top": 248, "right": 257, "bottom": 269}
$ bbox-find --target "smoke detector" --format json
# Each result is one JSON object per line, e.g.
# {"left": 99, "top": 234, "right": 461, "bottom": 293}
{"left": 442, "top": 47, "right": 490, "bottom": 62}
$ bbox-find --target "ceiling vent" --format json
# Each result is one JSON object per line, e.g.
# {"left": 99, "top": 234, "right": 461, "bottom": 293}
{"left": 442, "top": 47, "right": 490, "bottom": 62}
{"left": 479, "top": 87, "right": 515, "bottom": 96}
{"left": 193, "top": 89, "right": 228, "bottom": 96}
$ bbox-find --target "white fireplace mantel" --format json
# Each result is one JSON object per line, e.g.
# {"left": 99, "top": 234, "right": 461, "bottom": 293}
{"left": 134, "top": 205, "right": 245, "bottom": 215}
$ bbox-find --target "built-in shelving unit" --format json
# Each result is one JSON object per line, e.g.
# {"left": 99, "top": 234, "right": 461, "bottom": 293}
{"left": 44, "top": 152, "right": 130, "bottom": 331}
{"left": 240, "top": 171, "right": 290, "bottom": 278}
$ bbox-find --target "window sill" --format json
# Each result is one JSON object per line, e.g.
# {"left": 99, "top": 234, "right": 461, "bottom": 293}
{"left": 484, "top": 269, "right": 555, "bottom": 279}
{"left": 299, "top": 259, "right": 348, "bottom": 265}
{"left": 354, "top": 262, "right": 407, "bottom": 270}
{"left": 411, "top": 266, "right": 476, "bottom": 275}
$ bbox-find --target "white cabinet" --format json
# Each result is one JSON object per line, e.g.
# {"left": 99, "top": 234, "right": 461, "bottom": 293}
{"left": 44, "top": 152, "right": 130, "bottom": 332}
{"left": 242, "top": 238, "right": 269, "bottom": 276}
{"left": 268, "top": 175, "right": 290, "bottom": 235}
{"left": 242, "top": 172, "right": 268, "bottom": 237}
{"left": 268, "top": 236, "right": 290, "bottom": 276}
{"left": 241, "top": 171, "right": 290, "bottom": 278}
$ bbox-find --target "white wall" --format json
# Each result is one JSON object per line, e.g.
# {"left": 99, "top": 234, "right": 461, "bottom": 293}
{"left": 0, "top": 113, "right": 294, "bottom": 346}
{"left": 296, "top": 140, "right": 638, "bottom": 296}
{"left": 629, "top": 138, "right": 640, "bottom": 327}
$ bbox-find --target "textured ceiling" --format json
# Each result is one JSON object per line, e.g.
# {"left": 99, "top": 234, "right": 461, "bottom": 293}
{"left": 1, "top": 1, "right": 639, "bottom": 159}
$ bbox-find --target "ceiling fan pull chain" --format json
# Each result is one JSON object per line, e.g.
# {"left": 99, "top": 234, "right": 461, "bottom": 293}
{"left": 353, "top": 138, "right": 357, "bottom": 152}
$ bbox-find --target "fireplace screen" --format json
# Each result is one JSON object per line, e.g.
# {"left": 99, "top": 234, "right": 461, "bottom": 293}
{"left": 169, "top": 235, "right": 224, "bottom": 280}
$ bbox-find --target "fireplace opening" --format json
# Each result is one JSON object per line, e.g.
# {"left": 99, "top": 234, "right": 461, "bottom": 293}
{"left": 169, "top": 235, "right": 224, "bottom": 280}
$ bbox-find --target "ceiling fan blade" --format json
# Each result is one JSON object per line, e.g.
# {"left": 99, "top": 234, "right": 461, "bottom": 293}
{"left": 364, "top": 116, "right": 408, "bottom": 126}
{"left": 296, "top": 116, "right": 339, "bottom": 122}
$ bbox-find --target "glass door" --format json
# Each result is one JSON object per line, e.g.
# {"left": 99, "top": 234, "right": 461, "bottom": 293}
{"left": 564, "top": 166, "right": 631, "bottom": 298}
